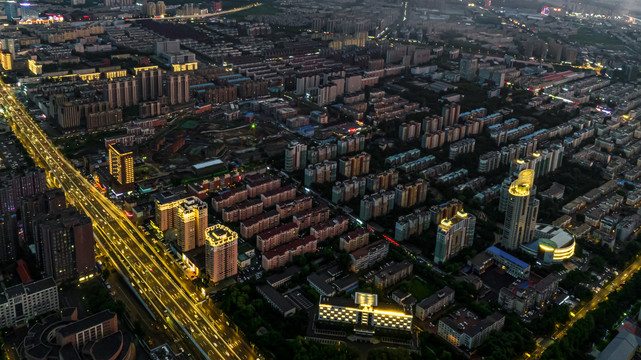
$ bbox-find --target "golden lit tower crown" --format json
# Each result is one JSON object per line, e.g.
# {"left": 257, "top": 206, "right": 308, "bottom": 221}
{"left": 508, "top": 169, "right": 534, "bottom": 196}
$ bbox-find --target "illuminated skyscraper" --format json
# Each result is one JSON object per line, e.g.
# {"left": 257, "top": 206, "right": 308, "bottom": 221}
{"left": 176, "top": 196, "right": 208, "bottom": 252}
{"left": 434, "top": 210, "right": 476, "bottom": 264}
{"left": 501, "top": 170, "right": 539, "bottom": 250}
{"left": 108, "top": 144, "right": 134, "bottom": 185}
{"left": 205, "top": 225, "right": 238, "bottom": 283}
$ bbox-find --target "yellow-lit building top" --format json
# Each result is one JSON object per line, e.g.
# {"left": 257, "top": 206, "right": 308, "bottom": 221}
{"left": 509, "top": 169, "right": 534, "bottom": 196}
{"left": 104, "top": 69, "right": 128, "bottom": 80}
{"left": 134, "top": 65, "right": 159, "bottom": 74}
{"left": 438, "top": 210, "right": 469, "bottom": 231}
{"left": 206, "top": 224, "right": 238, "bottom": 247}
{"left": 78, "top": 73, "right": 101, "bottom": 81}
{"left": 172, "top": 62, "right": 198, "bottom": 72}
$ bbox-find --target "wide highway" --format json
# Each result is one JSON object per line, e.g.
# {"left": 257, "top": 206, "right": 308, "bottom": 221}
{"left": 0, "top": 81, "right": 259, "bottom": 360}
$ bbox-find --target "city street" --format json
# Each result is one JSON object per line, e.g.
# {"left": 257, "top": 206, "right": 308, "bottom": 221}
{"left": 0, "top": 81, "right": 260, "bottom": 360}
{"left": 530, "top": 253, "right": 641, "bottom": 358}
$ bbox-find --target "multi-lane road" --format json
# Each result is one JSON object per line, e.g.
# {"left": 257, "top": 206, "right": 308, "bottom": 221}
{"left": 0, "top": 82, "right": 260, "bottom": 359}
{"left": 530, "top": 253, "right": 641, "bottom": 359}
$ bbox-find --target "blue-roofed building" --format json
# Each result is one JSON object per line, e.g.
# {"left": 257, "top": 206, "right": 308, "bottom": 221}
{"left": 190, "top": 82, "right": 215, "bottom": 89}
{"left": 227, "top": 77, "right": 251, "bottom": 84}
{"left": 486, "top": 246, "right": 530, "bottom": 279}
{"left": 218, "top": 74, "right": 243, "bottom": 80}
{"left": 297, "top": 125, "right": 315, "bottom": 137}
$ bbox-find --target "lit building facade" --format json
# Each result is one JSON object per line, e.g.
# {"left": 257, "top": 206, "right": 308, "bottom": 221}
{"left": 176, "top": 197, "right": 208, "bottom": 252}
{"left": 501, "top": 170, "right": 539, "bottom": 250}
{"left": 154, "top": 192, "right": 186, "bottom": 231}
{"left": 205, "top": 225, "right": 238, "bottom": 283}
{"left": 434, "top": 210, "right": 476, "bottom": 264}
{"left": 108, "top": 143, "right": 134, "bottom": 185}
{"left": 521, "top": 223, "right": 575, "bottom": 263}
{"left": 318, "top": 292, "right": 413, "bottom": 334}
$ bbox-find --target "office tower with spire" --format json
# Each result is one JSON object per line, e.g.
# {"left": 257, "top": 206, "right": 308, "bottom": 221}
{"left": 501, "top": 170, "right": 539, "bottom": 250}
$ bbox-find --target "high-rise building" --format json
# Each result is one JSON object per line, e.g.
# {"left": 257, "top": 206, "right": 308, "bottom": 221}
{"left": 156, "top": 0, "right": 166, "bottom": 15}
{"left": 434, "top": 210, "right": 476, "bottom": 263}
{"left": 0, "top": 167, "right": 47, "bottom": 214}
{"left": 144, "top": 1, "right": 157, "bottom": 16}
{"left": 166, "top": 73, "right": 190, "bottom": 105}
{"left": 429, "top": 198, "right": 463, "bottom": 225}
{"left": 338, "top": 152, "right": 371, "bottom": 177}
{"left": 137, "top": 68, "right": 163, "bottom": 101}
{"left": 0, "top": 212, "right": 17, "bottom": 263}
{"left": 35, "top": 208, "right": 94, "bottom": 283}
{"left": 205, "top": 225, "right": 238, "bottom": 283}
{"left": 284, "top": 140, "right": 307, "bottom": 172}
{"left": 502, "top": 170, "right": 539, "bottom": 250}
{"left": 441, "top": 103, "right": 460, "bottom": 127}
{"left": 176, "top": 196, "right": 208, "bottom": 252}
{"left": 104, "top": 78, "right": 139, "bottom": 108}
{"left": 154, "top": 192, "right": 186, "bottom": 231}
{"left": 21, "top": 189, "right": 67, "bottom": 247}
{"left": 108, "top": 143, "right": 134, "bottom": 185}
{"left": 460, "top": 56, "right": 479, "bottom": 81}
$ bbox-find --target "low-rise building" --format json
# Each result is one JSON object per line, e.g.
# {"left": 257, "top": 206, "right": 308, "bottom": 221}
{"left": 257, "top": 285, "right": 297, "bottom": 317}
{"left": 349, "top": 240, "right": 389, "bottom": 272}
{"left": 318, "top": 292, "right": 413, "bottom": 333}
{"left": 437, "top": 309, "right": 505, "bottom": 350}
{"left": 0, "top": 277, "right": 59, "bottom": 328}
{"left": 415, "top": 286, "right": 455, "bottom": 320}
{"left": 369, "top": 260, "right": 413, "bottom": 289}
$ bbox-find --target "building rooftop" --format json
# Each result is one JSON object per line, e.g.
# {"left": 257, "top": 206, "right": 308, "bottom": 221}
{"left": 441, "top": 309, "right": 504, "bottom": 338}
{"left": 266, "top": 266, "right": 300, "bottom": 287}
{"left": 257, "top": 222, "right": 298, "bottom": 240}
{"left": 257, "top": 285, "right": 296, "bottom": 314}
{"left": 56, "top": 310, "right": 116, "bottom": 338}
{"left": 192, "top": 159, "right": 224, "bottom": 170}
{"left": 417, "top": 286, "right": 454, "bottom": 310}
{"left": 486, "top": 246, "right": 530, "bottom": 270}
{"left": 350, "top": 239, "right": 387, "bottom": 260}
{"left": 263, "top": 235, "right": 315, "bottom": 259}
